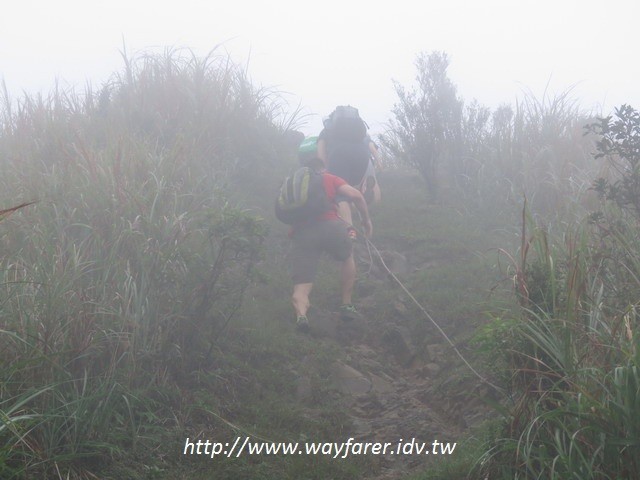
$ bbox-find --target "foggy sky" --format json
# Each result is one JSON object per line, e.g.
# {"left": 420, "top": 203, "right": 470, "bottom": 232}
{"left": 1, "top": 0, "right": 638, "bottom": 135}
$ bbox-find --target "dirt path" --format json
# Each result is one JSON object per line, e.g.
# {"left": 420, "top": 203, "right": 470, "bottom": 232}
{"left": 293, "top": 245, "right": 495, "bottom": 479}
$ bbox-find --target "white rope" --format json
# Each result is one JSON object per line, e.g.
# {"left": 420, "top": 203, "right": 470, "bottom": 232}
{"left": 363, "top": 235, "right": 506, "bottom": 395}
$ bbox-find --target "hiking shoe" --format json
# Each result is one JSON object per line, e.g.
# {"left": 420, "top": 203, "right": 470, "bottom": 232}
{"left": 296, "top": 315, "right": 310, "bottom": 333}
{"left": 339, "top": 304, "right": 360, "bottom": 321}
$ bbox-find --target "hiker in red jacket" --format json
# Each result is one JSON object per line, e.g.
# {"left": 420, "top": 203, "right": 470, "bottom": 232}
{"left": 290, "top": 149, "right": 372, "bottom": 332}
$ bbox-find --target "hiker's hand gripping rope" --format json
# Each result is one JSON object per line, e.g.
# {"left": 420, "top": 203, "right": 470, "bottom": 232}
{"left": 335, "top": 182, "right": 373, "bottom": 238}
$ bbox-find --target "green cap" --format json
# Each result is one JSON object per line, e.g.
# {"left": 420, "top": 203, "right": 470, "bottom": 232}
{"left": 298, "top": 136, "right": 318, "bottom": 156}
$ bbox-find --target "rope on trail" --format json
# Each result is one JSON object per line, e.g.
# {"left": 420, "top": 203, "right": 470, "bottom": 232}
{"left": 362, "top": 235, "right": 507, "bottom": 396}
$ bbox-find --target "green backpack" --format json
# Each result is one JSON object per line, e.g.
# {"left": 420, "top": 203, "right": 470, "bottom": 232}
{"left": 275, "top": 167, "right": 329, "bottom": 225}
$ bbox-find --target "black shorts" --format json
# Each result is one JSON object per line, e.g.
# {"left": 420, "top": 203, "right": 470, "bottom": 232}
{"left": 290, "top": 220, "right": 353, "bottom": 284}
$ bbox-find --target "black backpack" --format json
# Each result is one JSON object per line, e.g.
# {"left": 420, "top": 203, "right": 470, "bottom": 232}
{"left": 275, "top": 167, "right": 330, "bottom": 225}
{"left": 326, "top": 105, "right": 367, "bottom": 143}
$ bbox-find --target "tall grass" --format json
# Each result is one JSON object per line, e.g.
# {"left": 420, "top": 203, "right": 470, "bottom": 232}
{"left": 384, "top": 52, "right": 609, "bottom": 226}
{"left": 379, "top": 53, "right": 636, "bottom": 480}
{"left": 467, "top": 89, "right": 602, "bottom": 221}
{"left": 478, "top": 200, "right": 640, "bottom": 479}
{"left": 0, "top": 48, "right": 291, "bottom": 478}
{"left": 383, "top": 53, "right": 602, "bottom": 220}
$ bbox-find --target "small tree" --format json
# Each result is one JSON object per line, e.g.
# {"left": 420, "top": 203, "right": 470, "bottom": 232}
{"left": 382, "top": 51, "right": 463, "bottom": 198}
{"left": 586, "top": 104, "right": 640, "bottom": 220}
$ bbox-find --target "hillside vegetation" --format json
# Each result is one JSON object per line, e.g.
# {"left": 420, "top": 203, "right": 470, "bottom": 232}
{"left": 1, "top": 48, "right": 639, "bottom": 480}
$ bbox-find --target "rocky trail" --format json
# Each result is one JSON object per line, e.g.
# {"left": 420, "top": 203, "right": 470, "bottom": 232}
{"left": 291, "top": 243, "right": 497, "bottom": 479}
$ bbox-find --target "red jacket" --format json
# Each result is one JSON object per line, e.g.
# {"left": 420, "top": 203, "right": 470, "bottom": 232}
{"left": 318, "top": 172, "right": 347, "bottom": 221}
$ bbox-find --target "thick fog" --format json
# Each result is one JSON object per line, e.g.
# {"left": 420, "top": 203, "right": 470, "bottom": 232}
{"left": 1, "top": 0, "right": 638, "bottom": 135}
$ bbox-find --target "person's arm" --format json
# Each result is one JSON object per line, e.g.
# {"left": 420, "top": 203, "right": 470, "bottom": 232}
{"left": 336, "top": 183, "right": 372, "bottom": 237}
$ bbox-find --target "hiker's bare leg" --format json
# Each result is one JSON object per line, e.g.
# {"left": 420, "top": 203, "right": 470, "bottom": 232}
{"left": 292, "top": 283, "right": 313, "bottom": 317}
{"left": 341, "top": 254, "right": 356, "bottom": 305}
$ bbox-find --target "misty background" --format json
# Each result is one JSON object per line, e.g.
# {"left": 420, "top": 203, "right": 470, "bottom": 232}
{"left": 2, "top": 0, "right": 638, "bottom": 135}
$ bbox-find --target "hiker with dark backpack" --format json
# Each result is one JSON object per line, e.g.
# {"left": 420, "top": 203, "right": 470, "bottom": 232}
{"left": 276, "top": 139, "right": 372, "bottom": 332}
{"left": 317, "top": 105, "right": 381, "bottom": 239}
